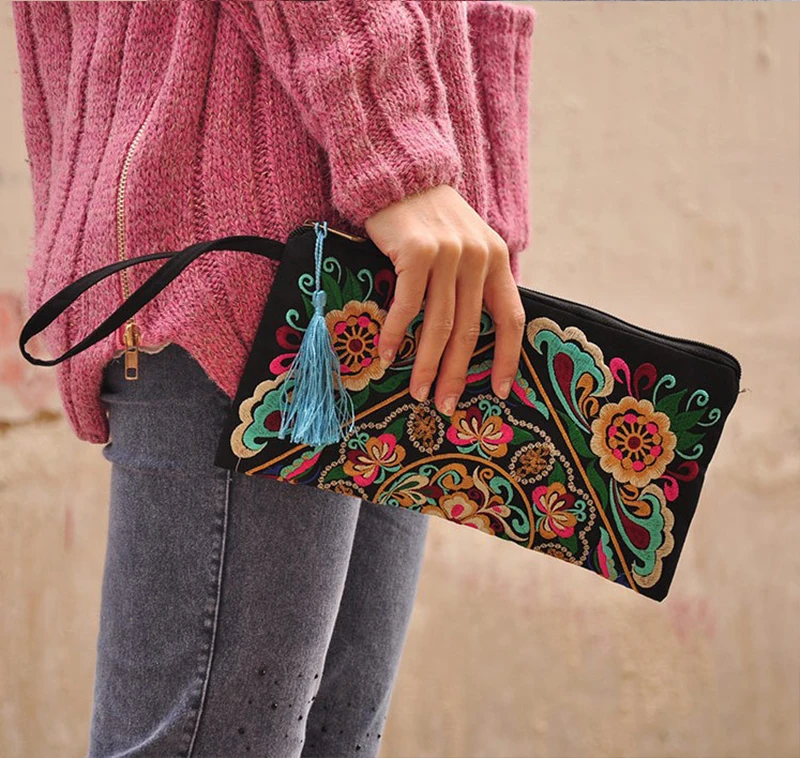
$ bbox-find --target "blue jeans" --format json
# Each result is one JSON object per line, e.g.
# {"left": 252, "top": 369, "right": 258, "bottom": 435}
{"left": 88, "top": 344, "right": 430, "bottom": 758}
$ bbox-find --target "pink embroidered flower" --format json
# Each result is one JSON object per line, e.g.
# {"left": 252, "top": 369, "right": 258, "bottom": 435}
{"left": 446, "top": 405, "right": 513, "bottom": 458}
{"left": 343, "top": 433, "right": 406, "bottom": 487}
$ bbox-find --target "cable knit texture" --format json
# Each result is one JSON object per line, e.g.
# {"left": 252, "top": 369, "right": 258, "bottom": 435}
{"left": 12, "top": 0, "right": 536, "bottom": 444}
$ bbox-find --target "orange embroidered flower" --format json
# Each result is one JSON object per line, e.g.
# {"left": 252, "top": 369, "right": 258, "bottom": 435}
{"left": 343, "top": 433, "right": 406, "bottom": 487}
{"left": 325, "top": 300, "right": 387, "bottom": 391}
{"left": 590, "top": 397, "right": 677, "bottom": 488}
{"left": 532, "top": 481, "right": 579, "bottom": 540}
{"left": 446, "top": 405, "right": 513, "bottom": 458}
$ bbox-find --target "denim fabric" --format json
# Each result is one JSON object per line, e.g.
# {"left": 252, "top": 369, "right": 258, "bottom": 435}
{"left": 87, "top": 344, "right": 429, "bottom": 758}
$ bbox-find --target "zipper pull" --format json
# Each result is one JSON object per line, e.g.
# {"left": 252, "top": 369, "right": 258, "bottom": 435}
{"left": 123, "top": 321, "right": 141, "bottom": 380}
{"left": 301, "top": 219, "right": 366, "bottom": 242}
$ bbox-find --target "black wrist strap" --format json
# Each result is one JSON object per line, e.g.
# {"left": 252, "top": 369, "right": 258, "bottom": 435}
{"left": 19, "top": 234, "right": 285, "bottom": 366}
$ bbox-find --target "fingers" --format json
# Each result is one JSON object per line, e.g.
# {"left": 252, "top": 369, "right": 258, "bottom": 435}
{"left": 408, "top": 240, "right": 460, "bottom": 403}
{"left": 377, "top": 238, "right": 433, "bottom": 368}
{"left": 432, "top": 241, "right": 489, "bottom": 415}
{"left": 364, "top": 183, "right": 525, "bottom": 417}
{"left": 375, "top": 230, "right": 524, "bottom": 416}
{"left": 482, "top": 252, "right": 526, "bottom": 400}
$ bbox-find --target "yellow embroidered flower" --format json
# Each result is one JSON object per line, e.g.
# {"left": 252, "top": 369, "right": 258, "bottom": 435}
{"left": 590, "top": 396, "right": 677, "bottom": 488}
{"left": 325, "top": 299, "right": 387, "bottom": 391}
{"left": 343, "top": 433, "right": 406, "bottom": 487}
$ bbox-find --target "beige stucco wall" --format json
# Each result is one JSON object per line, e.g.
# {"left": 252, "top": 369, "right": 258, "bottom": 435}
{"left": 1, "top": 3, "right": 798, "bottom": 758}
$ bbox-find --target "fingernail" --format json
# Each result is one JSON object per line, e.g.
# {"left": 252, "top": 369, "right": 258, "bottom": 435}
{"left": 440, "top": 396, "right": 457, "bottom": 416}
{"left": 415, "top": 384, "right": 430, "bottom": 402}
{"left": 498, "top": 379, "right": 512, "bottom": 399}
{"left": 379, "top": 350, "right": 395, "bottom": 369}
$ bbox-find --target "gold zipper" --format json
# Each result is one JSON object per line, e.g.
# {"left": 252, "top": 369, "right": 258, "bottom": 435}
{"left": 113, "top": 192, "right": 363, "bottom": 381}
{"left": 116, "top": 116, "right": 153, "bottom": 380}
{"left": 301, "top": 219, "right": 366, "bottom": 242}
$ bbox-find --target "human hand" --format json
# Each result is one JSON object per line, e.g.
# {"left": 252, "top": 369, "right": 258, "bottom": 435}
{"left": 364, "top": 184, "right": 526, "bottom": 417}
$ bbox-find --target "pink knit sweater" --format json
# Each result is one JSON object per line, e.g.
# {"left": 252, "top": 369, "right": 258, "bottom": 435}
{"left": 12, "top": 0, "right": 536, "bottom": 444}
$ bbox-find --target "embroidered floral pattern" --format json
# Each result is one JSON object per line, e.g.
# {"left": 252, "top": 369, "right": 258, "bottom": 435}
{"left": 223, "top": 246, "right": 733, "bottom": 601}
{"left": 511, "top": 441, "right": 554, "bottom": 483}
{"left": 343, "top": 433, "right": 406, "bottom": 487}
{"left": 446, "top": 401, "right": 514, "bottom": 459}
{"left": 406, "top": 402, "right": 444, "bottom": 455}
{"left": 532, "top": 481, "right": 586, "bottom": 540}
{"left": 230, "top": 375, "right": 288, "bottom": 458}
{"left": 422, "top": 487, "right": 511, "bottom": 535}
{"left": 396, "top": 461, "right": 521, "bottom": 538}
{"left": 590, "top": 396, "right": 676, "bottom": 488}
{"left": 325, "top": 299, "right": 387, "bottom": 391}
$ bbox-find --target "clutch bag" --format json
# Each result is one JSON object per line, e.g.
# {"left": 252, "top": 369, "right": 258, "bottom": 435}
{"left": 19, "top": 220, "right": 742, "bottom": 601}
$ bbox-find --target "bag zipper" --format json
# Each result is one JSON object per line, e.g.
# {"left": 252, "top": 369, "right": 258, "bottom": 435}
{"left": 516, "top": 284, "right": 742, "bottom": 381}
{"left": 288, "top": 220, "right": 741, "bottom": 381}
{"left": 288, "top": 220, "right": 366, "bottom": 242}
{"left": 115, "top": 114, "right": 155, "bottom": 380}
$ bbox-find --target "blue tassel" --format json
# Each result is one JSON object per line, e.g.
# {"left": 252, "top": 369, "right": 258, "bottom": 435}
{"left": 278, "top": 221, "right": 356, "bottom": 446}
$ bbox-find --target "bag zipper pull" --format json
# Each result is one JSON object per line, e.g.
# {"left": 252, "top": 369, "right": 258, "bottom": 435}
{"left": 301, "top": 219, "right": 366, "bottom": 242}
{"left": 123, "top": 321, "right": 141, "bottom": 380}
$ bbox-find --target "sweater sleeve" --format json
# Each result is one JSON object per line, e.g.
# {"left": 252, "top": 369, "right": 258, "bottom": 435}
{"left": 467, "top": 0, "right": 536, "bottom": 260}
{"left": 251, "top": 0, "right": 463, "bottom": 229}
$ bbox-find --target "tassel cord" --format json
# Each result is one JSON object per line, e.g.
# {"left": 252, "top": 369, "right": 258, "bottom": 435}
{"left": 278, "top": 222, "right": 356, "bottom": 446}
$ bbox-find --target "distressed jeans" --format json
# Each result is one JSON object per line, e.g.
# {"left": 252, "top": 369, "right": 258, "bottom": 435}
{"left": 87, "top": 344, "right": 430, "bottom": 758}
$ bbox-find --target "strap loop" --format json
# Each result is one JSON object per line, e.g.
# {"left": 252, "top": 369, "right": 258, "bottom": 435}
{"left": 19, "top": 234, "right": 285, "bottom": 366}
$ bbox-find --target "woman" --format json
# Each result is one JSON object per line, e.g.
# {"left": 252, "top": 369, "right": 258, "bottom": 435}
{"left": 12, "top": 1, "right": 535, "bottom": 756}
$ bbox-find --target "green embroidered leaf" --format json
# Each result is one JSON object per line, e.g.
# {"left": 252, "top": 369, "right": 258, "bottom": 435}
{"left": 585, "top": 462, "right": 609, "bottom": 509}
{"left": 383, "top": 415, "right": 406, "bottom": 441}
{"left": 675, "top": 428, "right": 705, "bottom": 452}
{"left": 341, "top": 269, "right": 362, "bottom": 306}
{"left": 321, "top": 271, "right": 343, "bottom": 311}
{"left": 562, "top": 533, "right": 579, "bottom": 555}
{"left": 557, "top": 410, "right": 594, "bottom": 458}
{"left": 348, "top": 386, "right": 370, "bottom": 410}
{"left": 670, "top": 408, "right": 709, "bottom": 434}
{"left": 655, "top": 388, "right": 687, "bottom": 419}
{"left": 547, "top": 459, "right": 566, "bottom": 485}
{"left": 376, "top": 370, "right": 408, "bottom": 395}
{"left": 511, "top": 426, "right": 535, "bottom": 445}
